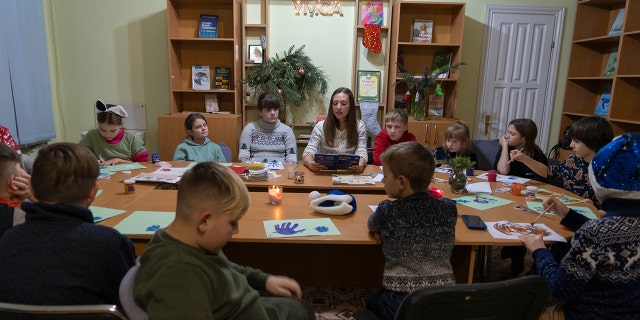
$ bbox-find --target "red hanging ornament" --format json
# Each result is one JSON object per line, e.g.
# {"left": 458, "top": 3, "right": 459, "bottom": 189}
{"left": 362, "top": 24, "right": 382, "bottom": 54}
{"left": 277, "top": 89, "right": 283, "bottom": 94}
{"left": 298, "top": 68, "right": 305, "bottom": 76}
{"left": 245, "top": 91, "right": 251, "bottom": 96}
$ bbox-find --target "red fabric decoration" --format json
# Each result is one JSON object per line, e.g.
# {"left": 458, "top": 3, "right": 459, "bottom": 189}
{"left": 362, "top": 24, "right": 382, "bottom": 54}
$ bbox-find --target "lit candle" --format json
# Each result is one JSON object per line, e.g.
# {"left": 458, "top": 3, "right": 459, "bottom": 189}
{"left": 268, "top": 185, "right": 283, "bottom": 204}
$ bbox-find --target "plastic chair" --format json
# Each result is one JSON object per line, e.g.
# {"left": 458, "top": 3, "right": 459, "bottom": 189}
{"left": 218, "top": 141, "right": 233, "bottom": 162}
{"left": 355, "top": 275, "right": 549, "bottom": 320}
{"left": 0, "top": 303, "right": 128, "bottom": 320}
{"left": 118, "top": 258, "right": 148, "bottom": 320}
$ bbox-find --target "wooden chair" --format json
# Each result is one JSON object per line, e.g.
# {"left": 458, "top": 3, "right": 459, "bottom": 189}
{"left": 0, "top": 303, "right": 128, "bottom": 320}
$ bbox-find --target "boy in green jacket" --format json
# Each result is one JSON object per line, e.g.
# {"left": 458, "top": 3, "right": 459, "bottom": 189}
{"left": 134, "top": 162, "right": 314, "bottom": 320}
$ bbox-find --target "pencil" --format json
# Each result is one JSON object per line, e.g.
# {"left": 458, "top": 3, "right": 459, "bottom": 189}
{"left": 508, "top": 148, "right": 524, "bottom": 164}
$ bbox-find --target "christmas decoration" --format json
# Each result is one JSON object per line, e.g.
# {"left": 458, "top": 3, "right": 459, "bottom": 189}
{"left": 242, "top": 45, "right": 329, "bottom": 108}
{"left": 362, "top": 24, "right": 382, "bottom": 54}
{"left": 246, "top": 91, "right": 251, "bottom": 96}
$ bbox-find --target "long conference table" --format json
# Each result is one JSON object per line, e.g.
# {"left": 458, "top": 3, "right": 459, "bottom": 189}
{"left": 97, "top": 162, "right": 589, "bottom": 286}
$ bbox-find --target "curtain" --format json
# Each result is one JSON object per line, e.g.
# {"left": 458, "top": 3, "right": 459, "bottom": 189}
{"left": 0, "top": 0, "right": 55, "bottom": 145}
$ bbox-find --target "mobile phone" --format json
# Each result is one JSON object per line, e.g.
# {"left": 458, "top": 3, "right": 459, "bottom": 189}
{"left": 461, "top": 215, "right": 487, "bottom": 230}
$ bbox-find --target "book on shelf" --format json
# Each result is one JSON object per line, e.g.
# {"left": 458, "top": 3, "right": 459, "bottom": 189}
{"left": 198, "top": 14, "right": 218, "bottom": 38}
{"left": 608, "top": 9, "right": 624, "bottom": 36}
{"left": 205, "top": 93, "right": 219, "bottom": 113}
{"left": 431, "top": 51, "right": 452, "bottom": 79}
{"left": 214, "top": 67, "right": 231, "bottom": 90}
{"left": 412, "top": 19, "right": 433, "bottom": 43}
{"left": 332, "top": 174, "right": 375, "bottom": 185}
{"left": 360, "top": 0, "right": 383, "bottom": 25}
{"left": 192, "top": 65, "right": 210, "bottom": 90}
{"left": 314, "top": 153, "right": 360, "bottom": 170}
{"left": 594, "top": 83, "right": 611, "bottom": 116}
{"left": 603, "top": 47, "right": 618, "bottom": 77}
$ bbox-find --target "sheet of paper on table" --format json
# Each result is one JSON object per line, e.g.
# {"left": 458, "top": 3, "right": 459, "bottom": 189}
{"left": 113, "top": 211, "right": 175, "bottom": 234}
{"left": 263, "top": 218, "right": 340, "bottom": 238}
{"left": 476, "top": 172, "right": 530, "bottom": 184}
{"left": 89, "top": 206, "right": 126, "bottom": 222}
{"left": 453, "top": 194, "right": 513, "bottom": 210}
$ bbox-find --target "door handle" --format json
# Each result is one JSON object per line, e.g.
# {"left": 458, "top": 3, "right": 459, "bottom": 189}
{"left": 484, "top": 115, "right": 499, "bottom": 135}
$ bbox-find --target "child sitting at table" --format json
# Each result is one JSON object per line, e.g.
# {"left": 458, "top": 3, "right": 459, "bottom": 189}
{"left": 365, "top": 141, "right": 457, "bottom": 320}
{"left": 0, "top": 144, "right": 29, "bottom": 236}
{"left": 80, "top": 100, "right": 148, "bottom": 165}
{"left": 432, "top": 121, "right": 477, "bottom": 165}
{"left": 372, "top": 108, "right": 416, "bottom": 166}
{"left": 520, "top": 133, "right": 640, "bottom": 319}
{"left": 133, "top": 162, "right": 314, "bottom": 320}
{"left": 0, "top": 143, "right": 136, "bottom": 306}
{"left": 173, "top": 113, "right": 227, "bottom": 162}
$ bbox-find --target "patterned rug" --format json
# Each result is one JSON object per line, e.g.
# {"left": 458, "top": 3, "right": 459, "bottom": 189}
{"left": 304, "top": 246, "right": 534, "bottom": 320}
{"left": 303, "top": 286, "right": 378, "bottom": 320}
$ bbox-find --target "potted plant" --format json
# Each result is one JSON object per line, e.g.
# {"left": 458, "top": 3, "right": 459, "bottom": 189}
{"left": 438, "top": 156, "right": 476, "bottom": 194}
{"left": 396, "top": 62, "right": 464, "bottom": 120}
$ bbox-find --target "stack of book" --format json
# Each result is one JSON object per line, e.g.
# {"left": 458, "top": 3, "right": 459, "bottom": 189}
{"left": 246, "top": 168, "right": 269, "bottom": 181}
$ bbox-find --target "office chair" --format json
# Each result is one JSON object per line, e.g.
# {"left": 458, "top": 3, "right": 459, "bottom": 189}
{"left": 470, "top": 139, "right": 500, "bottom": 171}
{"left": 398, "top": 275, "right": 548, "bottom": 320}
{"left": 0, "top": 303, "right": 128, "bottom": 320}
{"left": 354, "top": 275, "right": 549, "bottom": 320}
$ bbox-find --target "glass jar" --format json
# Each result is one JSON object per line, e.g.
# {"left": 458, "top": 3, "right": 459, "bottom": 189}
{"left": 448, "top": 169, "right": 467, "bottom": 194}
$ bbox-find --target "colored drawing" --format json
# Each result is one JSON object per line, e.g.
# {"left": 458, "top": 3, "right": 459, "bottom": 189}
{"left": 264, "top": 218, "right": 340, "bottom": 238}
{"left": 113, "top": 211, "right": 175, "bottom": 235}
{"left": 486, "top": 221, "right": 567, "bottom": 242}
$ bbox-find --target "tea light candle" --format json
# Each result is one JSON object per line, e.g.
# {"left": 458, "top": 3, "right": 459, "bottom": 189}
{"left": 268, "top": 185, "right": 283, "bottom": 204}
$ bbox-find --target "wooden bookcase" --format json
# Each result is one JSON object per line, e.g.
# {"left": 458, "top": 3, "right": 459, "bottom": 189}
{"left": 560, "top": 0, "right": 640, "bottom": 140}
{"left": 241, "top": 0, "right": 269, "bottom": 125}
{"left": 386, "top": 1, "right": 465, "bottom": 138}
{"left": 351, "top": 0, "right": 393, "bottom": 125}
{"left": 161, "top": 0, "right": 243, "bottom": 161}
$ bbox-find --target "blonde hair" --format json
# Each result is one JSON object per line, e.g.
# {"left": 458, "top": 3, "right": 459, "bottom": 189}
{"left": 176, "top": 162, "right": 250, "bottom": 220}
{"left": 443, "top": 121, "right": 472, "bottom": 156}
{"left": 384, "top": 108, "right": 409, "bottom": 125}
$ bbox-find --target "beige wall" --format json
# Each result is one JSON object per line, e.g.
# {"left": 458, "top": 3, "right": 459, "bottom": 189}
{"left": 44, "top": 0, "right": 576, "bottom": 154}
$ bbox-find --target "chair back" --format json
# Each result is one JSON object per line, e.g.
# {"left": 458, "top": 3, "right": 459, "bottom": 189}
{"left": 118, "top": 258, "right": 148, "bottom": 320}
{"left": 0, "top": 303, "right": 128, "bottom": 320}
{"left": 394, "top": 275, "right": 549, "bottom": 320}
{"left": 470, "top": 139, "right": 500, "bottom": 171}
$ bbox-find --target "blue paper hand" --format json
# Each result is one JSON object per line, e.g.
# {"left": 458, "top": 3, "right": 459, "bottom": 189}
{"left": 274, "top": 222, "right": 306, "bottom": 235}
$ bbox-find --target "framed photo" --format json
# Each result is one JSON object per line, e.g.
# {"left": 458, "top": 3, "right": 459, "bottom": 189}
{"left": 248, "top": 45, "right": 263, "bottom": 64}
{"left": 412, "top": 19, "right": 433, "bottom": 43}
{"left": 356, "top": 70, "right": 381, "bottom": 102}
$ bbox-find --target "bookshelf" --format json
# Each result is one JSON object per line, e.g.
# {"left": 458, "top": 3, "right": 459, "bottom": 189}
{"left": 560, "top": 0, "right": 640, "bottom": 140}
{"left": 161, "top": 0, "right": 243, "bottom": 161}
{"left": 351, "top": 0, "right": 393, "bottom": 125}
{"left": 241, "top": 0, "right": 270, "bottom": 125}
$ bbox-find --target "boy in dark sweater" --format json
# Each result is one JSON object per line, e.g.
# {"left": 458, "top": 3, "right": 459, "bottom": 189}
{"left": 0, "top": 143, "right": 135, "bottom": 306}
{"left": 366, "top": 141, "right": 457, "bottom": 320}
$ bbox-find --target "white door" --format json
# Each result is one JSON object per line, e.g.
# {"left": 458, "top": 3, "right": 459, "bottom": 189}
{"left": 474, "top": 6, "right": 564, "bottom": 151}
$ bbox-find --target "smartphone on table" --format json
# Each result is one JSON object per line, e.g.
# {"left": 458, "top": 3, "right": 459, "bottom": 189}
{"left": 461, "top": 214, "right": 487, "bottom": 230}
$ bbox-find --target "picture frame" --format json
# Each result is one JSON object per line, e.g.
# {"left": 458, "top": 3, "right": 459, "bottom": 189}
{"left": 356, "top": 70, "right": 381, "bottom": 102}
{"left": 412, "top": 19, "right": 433, "bottom": 43}
{"left": 248, "top": 45, "right": 263, "bottom": 64}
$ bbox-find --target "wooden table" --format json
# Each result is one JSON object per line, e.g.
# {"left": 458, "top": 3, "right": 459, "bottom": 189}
{"left": 96, "top": 165, "right": 591, "bottom": 286}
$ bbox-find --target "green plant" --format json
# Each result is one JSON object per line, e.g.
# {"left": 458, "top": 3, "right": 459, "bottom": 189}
{"left": 438, "top": 156, "right": 476, "bottom": 172}
{"left": 396, "top": 62, "right": 465, "bottom": 99}
{"left": 241, "top": 45, "right": 329, "bottom": 108}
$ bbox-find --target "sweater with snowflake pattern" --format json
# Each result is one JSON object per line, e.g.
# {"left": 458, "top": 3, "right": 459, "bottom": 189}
{"left": 533, "top": 198, "right": 640, "bottom": 319}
